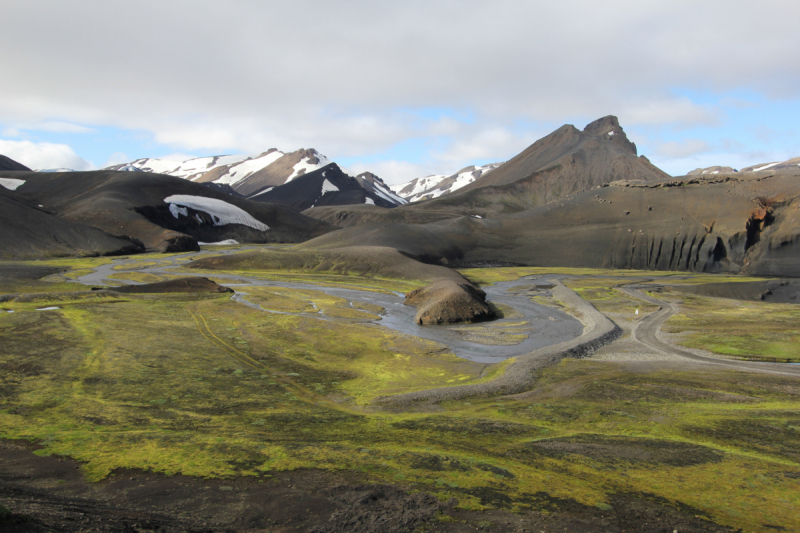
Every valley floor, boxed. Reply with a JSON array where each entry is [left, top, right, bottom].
[[1, 247, 799, 532]]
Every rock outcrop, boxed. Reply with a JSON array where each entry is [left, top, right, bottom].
[[404, 280, 494, 325]]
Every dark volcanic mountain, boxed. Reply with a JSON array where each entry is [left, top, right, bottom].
[[250, 163, 402, 210], [303, 168, 800, 277], [0, 184, 142, 259], [0, 154, 31, 172], [454, 115, 668, 197], [304, 116, 670, 227], [2, 170, 333, 252]]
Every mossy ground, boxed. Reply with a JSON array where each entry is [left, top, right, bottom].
[[663, 291, 800, 361], [1, 260, 799, 532]]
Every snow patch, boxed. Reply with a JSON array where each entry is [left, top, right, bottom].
[[198, 239, 240, 245], [321, 179, 339, 194], [164, 195, 269, 231], [0, 178, 25, 191], [169, 203, 188, 218], [364, 197, 375, 205], [286, 152, 330, 182], [35, 307, 60, 311], [607, 131, 615, 136], [752, 162, 780, 171], [250, 187, 274, 198]]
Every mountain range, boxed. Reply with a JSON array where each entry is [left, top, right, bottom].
[[2, 114, 799, 277]]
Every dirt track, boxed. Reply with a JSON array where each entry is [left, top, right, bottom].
[[619, 286, 800, 378]]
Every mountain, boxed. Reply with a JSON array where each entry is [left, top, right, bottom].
[[303, 116, 670, 227], [454, 115, 667, 196], [0, 154, 31, 172], [250, 163, 404, 210], [302, 167, 800, 277], [689, 157, 800, 175], [395, 163, 504, 203], [108, 148, 406, 209], [688, 166, 737, 175], [740, 156, 800, 172], [3, 170, 333, 252], [0, 184, 143, 259]]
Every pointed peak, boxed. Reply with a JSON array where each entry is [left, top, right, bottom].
[[583, 115, 637, 155]]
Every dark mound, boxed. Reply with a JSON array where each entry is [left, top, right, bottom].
[[303, 170, 800, 277], [3, 170, 333, 252], [0, 186, 143, 259], [251, 163, 400, 209], [303, 203, 456, 228], [107, 277, 233, 294], [669, 279, 800, 303], [0, 154, 31, 171], [405, 279, 494, 324], [188, 246, 466, 284]]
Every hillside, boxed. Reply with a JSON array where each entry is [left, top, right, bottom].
[[303, 169, 800, 277], [395, 162, 504, 202], [109, 148, 405, 208], [0, 154, 31, 172], [304, 116, 670, 227], [3, 170, 333, 252], [0, 185, 142, 259], [250, 163, 404, 210]]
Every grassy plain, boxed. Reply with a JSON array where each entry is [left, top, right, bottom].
[[1, 259, 799, 531]]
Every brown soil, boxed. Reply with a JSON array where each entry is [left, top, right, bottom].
[[0, 440, 738, 533], [404, 280, 494, 324], [106, 277, 234, 294]]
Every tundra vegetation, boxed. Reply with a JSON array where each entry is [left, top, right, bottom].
[[1, 252, 799, 532]]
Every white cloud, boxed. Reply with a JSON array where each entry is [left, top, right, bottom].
[[102, 152, 131, 167], [35, 121, 93, 133], [0, 139, 93, 170], [654, 139, 711, 159], [348, 160, 435, 186], [0, 1, 797, 179]]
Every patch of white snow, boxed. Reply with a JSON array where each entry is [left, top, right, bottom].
[[35, 307, 60, 311], [364, 197, 375, 205], [321, 179, 339, 194], [164, 195, 269, 231], [753, 162, 780, 171], [169, 203, 188, 218], [198, 239, 240, 245], [0, 178, 25, 191]]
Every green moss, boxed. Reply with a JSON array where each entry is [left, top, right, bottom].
[[2, 264, 800, 532]]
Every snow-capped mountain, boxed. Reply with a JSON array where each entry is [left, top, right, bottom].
[[741, 157, 800, 172], [395, 163, 504, 203], [108, 148, 406, 207], [251, 164, 405, 211], [688, 156, 800, 176]]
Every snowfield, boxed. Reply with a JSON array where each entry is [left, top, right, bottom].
[[164, 195, 270, 231], [395, 163, 503, 203], [0, 178, 25, 191], [321, 179, 339, 194]]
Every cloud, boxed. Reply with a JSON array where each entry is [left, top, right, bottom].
[[0, 1, 797, 177], [654, 139, 711, 159], [0, 139, 93, 170], [347, 160, 435, 186], [102, 152, 131, 167]]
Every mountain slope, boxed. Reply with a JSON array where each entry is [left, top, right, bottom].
[[0, 154, 32, 172], [302, 168, 800, 277], [0, 185, 143, 259], [304, 116, 670, 227], [395, 163, 503, 202], [455, 115, 667, 197], [250, 164, 403, 210], [6, 170, 333, 252]]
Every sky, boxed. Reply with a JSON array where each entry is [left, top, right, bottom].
[[1, 0, 798, 185]]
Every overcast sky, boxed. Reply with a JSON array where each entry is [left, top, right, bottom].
[[1, 0, 798, 183]]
